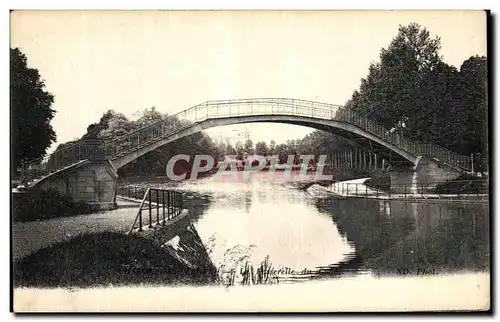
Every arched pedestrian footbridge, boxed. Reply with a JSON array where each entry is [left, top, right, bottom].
[[105, 98, 471, 170], [23, 98, 472, 186]]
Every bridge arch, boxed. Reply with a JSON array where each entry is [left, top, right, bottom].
[[110, 114, 417, 170], [23, 98, 472, 193], [103, 98, 471, 171], [23, 98, 473, 181], [19, 97, 475, 216]]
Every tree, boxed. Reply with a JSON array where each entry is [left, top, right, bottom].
[[269, 140, 276, 155], [235, 141, 245, 159], [98, 112, 135, 140], [244, 139, 253, 153], [344, 22, 488, 164], [225, 138, 236, 155], [346, 23, 442, 134], [411, 62, 462, 145], [11, 48, 56, 171], [275, 143, 289, 163], [83, 110, 115, 139], [134, 106, 163, 127], [254, 141, 268, 155], [297, 130, 359, 156], [216, 139, 228, 159], [457, 56, 488, 158]]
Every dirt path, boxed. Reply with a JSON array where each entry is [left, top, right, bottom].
[[12, 201, 140, 261]]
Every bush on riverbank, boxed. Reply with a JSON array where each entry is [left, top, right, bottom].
[[13, 232, 217, 288], [434, 174, 487, 194], [364, 175, 391, 192], [12, 188, 90, 222]]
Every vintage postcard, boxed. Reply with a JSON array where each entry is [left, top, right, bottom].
[[10, 10, 490, 312]]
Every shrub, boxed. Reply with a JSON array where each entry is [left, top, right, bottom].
[[364, 174, 391, 192], [12, 188, 90, 222], [434, 174, 487, 194]]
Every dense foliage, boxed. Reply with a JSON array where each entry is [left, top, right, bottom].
[[11, 48, 56, 173], [344, 23, 487, 168], [12, 188, 89, 222]]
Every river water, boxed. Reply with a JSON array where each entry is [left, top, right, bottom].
[[127, 171, 489, 284]]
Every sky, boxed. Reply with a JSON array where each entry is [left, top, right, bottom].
[[10, 10, 487, 151]]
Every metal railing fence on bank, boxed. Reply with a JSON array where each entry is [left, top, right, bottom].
[[116, 186, 184, 233], [327, 180, 488, 202]]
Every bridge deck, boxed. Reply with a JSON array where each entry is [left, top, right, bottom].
[[22, 98, 473, 184]]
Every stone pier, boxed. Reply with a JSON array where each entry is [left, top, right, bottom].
[[34, 160, 118, 211], [389, 156, 464, 193]]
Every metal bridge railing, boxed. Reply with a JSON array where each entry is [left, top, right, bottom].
[[21, 98, 474, 184], [104, 98, 473, 171], [116, 186, 184, 233], [20, 139, 105, 185]]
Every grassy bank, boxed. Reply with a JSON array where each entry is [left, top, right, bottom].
[[364, 174, 391, 192], [293, 180, 334, 191], [434, 174, 488, 194], [13, 232, 217, 288], [12, 188, 91, 222]]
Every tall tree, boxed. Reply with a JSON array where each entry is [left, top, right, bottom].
[[344, 22, 488, 165], [347, 23, 442, 134], [225, 138, 236, 155], [244, 139, 254, 153], [457, 56, 488, 157], [269, 140, 276, 155], [11, 48, 56, 171]]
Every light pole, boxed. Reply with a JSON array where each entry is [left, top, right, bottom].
[[471, 153, 474, 174]]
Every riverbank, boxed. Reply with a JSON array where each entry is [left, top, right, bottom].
[[13, 199, 217, 288], [13, 231, 215, 288]]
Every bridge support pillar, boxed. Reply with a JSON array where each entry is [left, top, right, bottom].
[[389, 156, 464, 193], [389, 167, 417, 194], [35, 160, 118, 211]]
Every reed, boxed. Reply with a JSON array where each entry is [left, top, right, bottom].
[[215, 255, 305, 286]]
